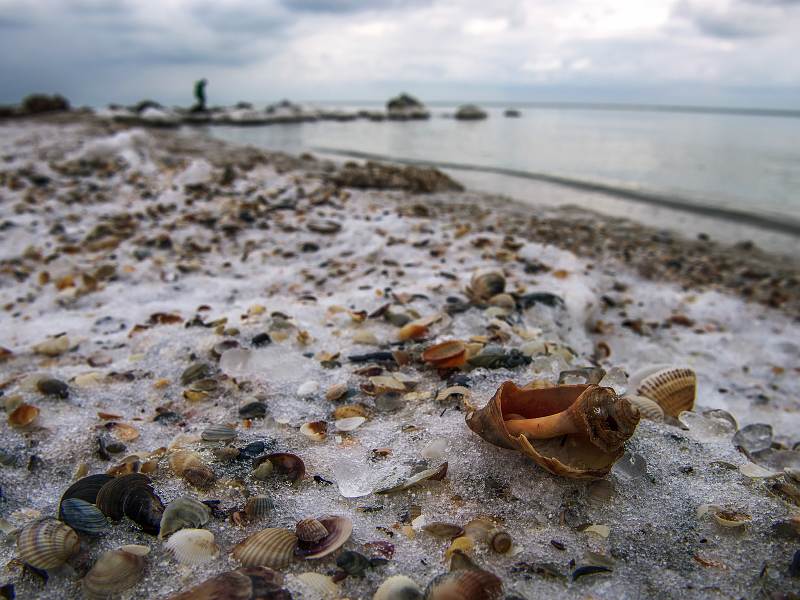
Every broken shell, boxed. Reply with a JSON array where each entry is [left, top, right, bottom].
[[300, 421, 328, 442], [423, 523, 464, 538], [375, 462, 448, 494], [624, 395, 664, 422], [296, 518, 329, 543], [294, 572, 340, 598], [170, 450, 217, 488], [713, 509, 752, 528], [59, 498, 108, 536], [463, 518, 494, 543], [181, 362, 212, 386], [444, 536, 474, 560], [398, 322, 429, 342], [422, 341, 467, 369], [201, 424, 237, 442], [166, 567, 285, 600], [109, 422, 140, 442], [335, 416, 366, 432], [336, 550, 371, 576], [465, 382, 640, 479], [165, 528, 220, 565], [82, 545, 149, 600], [295, 515, 352, 560], [244, 496, 275, 521], [636, 367, 696, 417], [374, 575, 422, 600], [489, 530, 511, 554], [159, 496, 212, 539], [424, 569, 503, 600], [8, 403, 40, 429], [16, 519, 81, 569], [466, 270, 506, 303], [255, 453, 305, 483], [232, 527, 299, 568]]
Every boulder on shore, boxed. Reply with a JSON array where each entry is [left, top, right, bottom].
[[21, 94, 70, 114], [455, 104, 488, 120], [386, 93, 430, 120], [504, 108, 521, 118]]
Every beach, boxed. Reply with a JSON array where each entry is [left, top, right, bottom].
[[1, 112, 799, 599]]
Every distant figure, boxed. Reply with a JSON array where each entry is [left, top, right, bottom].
[[192, 78, 207, 112]]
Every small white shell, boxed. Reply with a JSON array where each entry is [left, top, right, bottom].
[[334, 417, 365, 432], [373, 575, 422, 600], [300, 421, 328, 442], [297, 381, 320, 397], [293, 572, 340, 599], [164, 528, 219, 565]]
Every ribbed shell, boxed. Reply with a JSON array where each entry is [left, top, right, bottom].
[[374, 575, 423, 600], [159, 496, 212, 539], [16, 519, 80, 569], [201, 424, 237, 442], [165, 528, 219, 565], [424, 569, 503, 600], [244, 496, 275, 521], [296, 518, 328, 542], [296, 516, 353, 560], [636, 367, 696, 417], [82, 545, 148, 600], [59, 498, 108, 536], [166, 567, 285, 600], [294, 572, 340, 599], [625, 395, 665, 421], [232, 528, 299, 568]]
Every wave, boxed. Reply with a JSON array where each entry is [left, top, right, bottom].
[[313, 146, 800, 236]]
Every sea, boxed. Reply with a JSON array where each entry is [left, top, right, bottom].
[[207, 103, 800, 256]]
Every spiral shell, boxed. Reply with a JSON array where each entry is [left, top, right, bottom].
[[244, 496, 275, 521], [424, 569, 503, 600], [169, 450, 216, 488], [159, 496, 212, 539], [82, 545, 149, 600], [489, 530, 511, 554], [8, 403, 40, 429], [201, 423, 237, 442], [635, 367, 696, 417], [165, 528, 219, 565], [16, 519, 81, 569], [295, 515, 352, 560], [166, 567, 285, 600], [374, 575, 423, 600], [59, 498, 108, 536], [232, 528, 299, 568], [625, 395, 664, 422]]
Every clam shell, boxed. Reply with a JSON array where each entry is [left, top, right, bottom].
[[244, 496, 275, 521], [8, 403, 40, 429], [166, 567, 285, 600], [424, 569, 503, 600], [201, 424, 237, 442], [422, 341, 467, 369], [636, 367, 696, 417], [159, 496, 212, 539], [254, 453, 305, 483], [59, 498, 108, 536], [232, 528, 298, 568], [170, 450, 217, 488], [326, 383, 349, 402], [335, 416, 366, 432], [83, 545, 149, 600], [624, 395, 664, 422], [165, 528, 219, 565], [294, 572, 340, 599], [300, 421, 328, 442], [465, 382, 640, 479], [296, 518, 329, 542], [296, 515, 352, 560], [374, 575, 422, 600], [422, 523, 464, 539], [16, 519, 80, 569]]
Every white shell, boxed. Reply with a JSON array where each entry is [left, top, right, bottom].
[[335, 417, 365, 432], [373, 575, 422, 600], [297, 381, 320, 397], [164, 528, 219, 565], [293, 572, 340, 599]]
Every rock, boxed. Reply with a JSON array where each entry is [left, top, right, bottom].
[[455, 104, 487, 120], [330, 161, 463, 194], [132, 99, 163, 114], [386, 93, 430, 120], [21, 94, 70, 114], [504, 108, 521, 117]]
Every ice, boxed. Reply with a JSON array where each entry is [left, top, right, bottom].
[[333, 460, 388, 499], [732, 423, 773, 453], [598, 366, 628, 395]]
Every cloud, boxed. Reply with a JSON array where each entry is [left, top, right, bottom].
[[281, 0, 431, 13], [673, 0, 800, 38]]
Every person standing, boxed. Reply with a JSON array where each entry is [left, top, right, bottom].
[[193, 78, 207, 112]]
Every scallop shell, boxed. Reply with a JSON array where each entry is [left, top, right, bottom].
[[374, 575, 423, 600], [424, 569, 503, 600], [636, 367, 696, 417], [300, 421, 328, 442], [159, 496, 212, 539], [82, 545, 149, 600], [624, 395, 664, 422], [201, 424, 237, 442], [165, 528, 219, 565], [294, 572, 340, 599], [170, 450, 217, 488], [166, 567, 285, 600], [16, 519, 80, 569], [465, 382, 640, 479], [8, 403, 40, 429], [232, 528, 299, 568], [59, 498, 108, 536], [295, 515, 352, 560], [296, 518, 329, 543], [421, 341, 467, 369], [244, 496, 275, 521], [254, 453, 305, 483]]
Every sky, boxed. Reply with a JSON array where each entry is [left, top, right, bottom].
[[1, 0, 799, 108]]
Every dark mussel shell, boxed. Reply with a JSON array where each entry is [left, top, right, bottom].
[[255, 453, 305, 483], [95, 473, 164, 533], [59, 498, 108, 536], [96, 474, 152, 520], [123, 485, 165, 534], [59, 474, 113, 513]]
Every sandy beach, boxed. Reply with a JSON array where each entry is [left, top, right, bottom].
[[1, 113, 799, 599]]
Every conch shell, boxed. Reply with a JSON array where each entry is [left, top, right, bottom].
[[465, 382, 640, 479]]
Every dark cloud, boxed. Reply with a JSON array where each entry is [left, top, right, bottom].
[[190, 1, 289, 33], [673, 0, 795, 39], [281, 0, 431, 13]]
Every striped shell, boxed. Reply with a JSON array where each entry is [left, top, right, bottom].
[[296, 518, 328, 542], [201, 424, 237, 442], [625, 395, 665, 421], [16, 519, 80, 569], [59, 498, 108, 536], [636, 367, 696, 417], [424, 569, 503, 600], [165, 528, 219, 565], [232, 528, 299, 568], [82, 545, 149, 600], [374, 575, 423, 600], [244, 496, 275, 521], [159, 496, 212, 539], [294, 572, 340, 599], [296, 515, 352, 560], [166, 567, 285, 600]]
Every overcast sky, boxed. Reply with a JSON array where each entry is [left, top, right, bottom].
[[1, 0, 799, 107]]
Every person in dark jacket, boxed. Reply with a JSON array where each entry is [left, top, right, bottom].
[[192, 79, 207, 112]]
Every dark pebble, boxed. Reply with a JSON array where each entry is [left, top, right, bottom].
[[36, 378, 69, 399], [252, 332, 272, 347], [239, 402, 267, 419]]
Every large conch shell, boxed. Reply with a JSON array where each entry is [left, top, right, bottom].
[[465, 382, 640, 479]]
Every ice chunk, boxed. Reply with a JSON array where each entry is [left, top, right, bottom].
[[732, 423, 773, 454], [599, 366, 628, 395]]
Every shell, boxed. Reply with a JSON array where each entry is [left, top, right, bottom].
[[489, 530, 511, 554], [333, 405, 368, 420], [335, 416, 366, 432], [82, 545, 149, 600], [300, 421, 328, 442], [201, 424, 237, 442], [424, 569, 503, 600], [60, 474, 114, 507], [254, 453, 305, 483], [59, 498, 108, 536], [295, 515, 352, 560], [713, 509, 751, 528], [181, 362, 212, 386], [374, 575, 423, 600], [165, 528, 219, 565], [232, 528, 299, 568], [336, 550, 371, 577], [326, 383, 349, 402], [423, 523, 464, 538], [8, 403, 40, 429], [244, 496, 275, 521], [37, 377, 70, 398], [462, 518, 494, 543], [375, 462, 448, 494], [159, 496, 212, 539], [465, 382, 640, 479], [16, 519, 80, 569], [624, 395, 664, 421], [294, 572, 340, 599], [421, 341, 467, 369], [166, 567, 285, 600], [636, 367, 696, 417], [296, 518, 329, 543], [466, 270, 506, 303], [95, 473, 164, 533], [253, 461, 275, 481], [170, 450, 217, 488]]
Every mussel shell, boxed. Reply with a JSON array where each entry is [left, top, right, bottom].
[[181, 362, 212, 386], [336, 550, 371, 577], [165, 528, 219, 565], [636, 367, 696, 417], [201, 424, 237, 442], [245, 496, 275, 521], [36, 378, 69, 398], [254, 453, 305, 483], [60, 474, 114, 509], [424, 569, 503, 600], [82, 545, 148, 600], [96, 473, 152, 520], [295, 515, 352, 560], [166, 567, 286, 600], [160, 496, 212, 539], [59, 498, 108, 536], [16, 519, 80, 570], [239, 401, 267, 419], [123, 485, 165, 534], [232, 528, 299, 568], [374, 575, 423, 600]]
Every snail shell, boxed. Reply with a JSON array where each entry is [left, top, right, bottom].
[[16, 519, 80, 569], [424, 569, 503, 600], [159, 496, 212, 539], [82, 544, 149, 600], [59, 498, 108, 536], [374, 575, 422, 600], [169, 450, 216, 488], [625, 395, 664, 422], [244, 495, 275, 521], [489, 530, 511, 554], [232, 528, 299, 568], [635, 367, 696, 417], [165, 528, 219, 565], [295, 515, 352, 560], [166, 567, 285, 600]]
